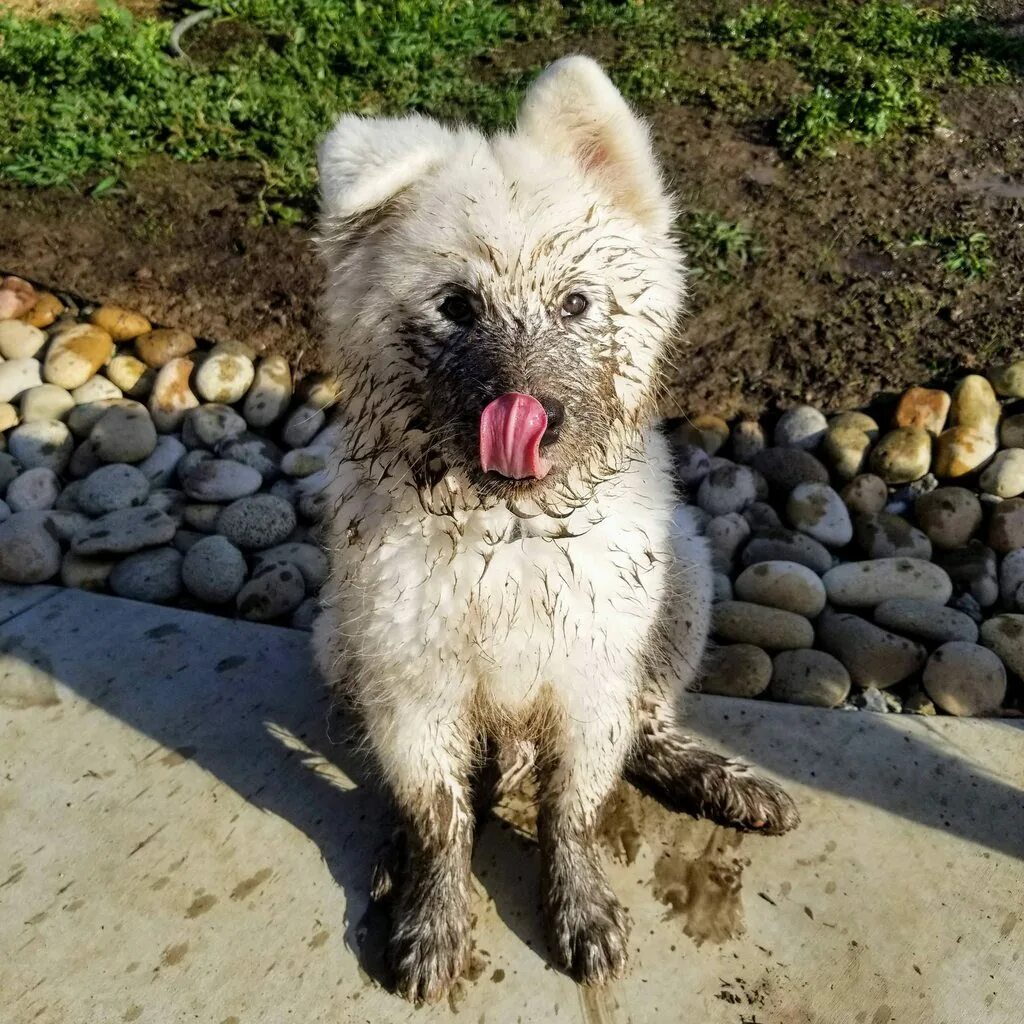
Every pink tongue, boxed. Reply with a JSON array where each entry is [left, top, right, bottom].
[[479, 393, 551, 480]]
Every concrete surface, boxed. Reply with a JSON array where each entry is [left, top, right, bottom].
[[1, 585, 1022, 1024]]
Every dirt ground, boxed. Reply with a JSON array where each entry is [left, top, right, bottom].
[[1, 60, 1022, 418]]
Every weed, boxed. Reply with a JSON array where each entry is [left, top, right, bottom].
[[908, 228, 994, 279], [681, 211, 763, 280]]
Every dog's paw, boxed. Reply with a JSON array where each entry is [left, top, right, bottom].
[[708, 765, 800, 836], [547, 878, 630, 985], [389, 899, 470, 1004]]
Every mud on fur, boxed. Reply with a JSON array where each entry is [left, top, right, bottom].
[[311, 57, 799, 1004]]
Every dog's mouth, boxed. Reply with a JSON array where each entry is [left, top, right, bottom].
[[479, 393, 552, 481]]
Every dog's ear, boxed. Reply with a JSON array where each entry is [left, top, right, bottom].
[[317, 114, 451, 244], [517, 57, 671, 233]]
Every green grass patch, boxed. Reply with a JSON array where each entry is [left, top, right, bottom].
[[0, 0, 1021, 217], [681, 211, 763, 280], [908, 228, 994, 279]]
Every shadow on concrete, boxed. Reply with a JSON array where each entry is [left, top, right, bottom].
[[686, 696, 1024, 861]]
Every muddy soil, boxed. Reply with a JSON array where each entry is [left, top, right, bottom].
[[1, 79, 1021, 417]]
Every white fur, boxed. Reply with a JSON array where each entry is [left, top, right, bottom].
[[313, 56, 711, 872]]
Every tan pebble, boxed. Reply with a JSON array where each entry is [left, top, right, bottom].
[[135, 328, 196, 369], [0, 402, 18, 431], [950, 374, 999, 438], [822, 424, 871, 480], [894, 386, 950, 436], [21, 292, 64, 328], [841, 474, 888, 515], [149, 357, 199, 432], [868, 427, 931, 484], [828, 411, 879, 440], [0, 276, 37, 320], [933, 426, 996, 478], [106, 354, 155, 397], [987, 360, 1024, 399], [89, 305, 151, 342], [43, 324, 115, 390]]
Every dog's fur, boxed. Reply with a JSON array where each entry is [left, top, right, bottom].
[[312, 57, 798, 1002]]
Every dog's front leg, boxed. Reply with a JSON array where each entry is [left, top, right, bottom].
[[538, 685, 634, 985], [365, 696, 475, 1003]]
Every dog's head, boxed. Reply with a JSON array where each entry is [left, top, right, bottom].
[[318, 57, 683, 510]]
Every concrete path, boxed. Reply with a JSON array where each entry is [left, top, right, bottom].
[[2, 586, 1022, 1024]]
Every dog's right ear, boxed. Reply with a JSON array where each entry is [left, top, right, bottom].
[[317, 114, 451, 245]]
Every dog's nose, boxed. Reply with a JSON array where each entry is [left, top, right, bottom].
[[539, 396, 565, 446]]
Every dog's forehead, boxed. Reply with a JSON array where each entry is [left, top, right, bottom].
[[398, 136, 633, 288]]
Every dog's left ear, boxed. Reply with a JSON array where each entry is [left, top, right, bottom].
[[517, 57, 671, 234]]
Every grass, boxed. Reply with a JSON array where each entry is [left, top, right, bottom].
[[908, 228, 994, 279], [681, 211, 763, 281], [0, 0, 1021, 217]]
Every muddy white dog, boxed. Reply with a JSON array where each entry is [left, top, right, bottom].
[[313, 57, 798, 1002]]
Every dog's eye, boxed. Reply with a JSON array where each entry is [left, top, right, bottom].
[[561, 292, 589, 318], [439, 295, 475, 326]]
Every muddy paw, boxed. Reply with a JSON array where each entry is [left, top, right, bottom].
[[716, 767, 800, 836], [547, 880, 630, 985], [389, 899, 470, 1004]]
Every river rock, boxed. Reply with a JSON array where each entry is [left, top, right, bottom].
[[894, 387, 950, 436], [987, 359, 1024, 399], [0, 320, 46, 360], [854, 512, 931, 560], [183, 503, 223, 532], [730, 420, 765, 464], [934, 427, 996, 478], [734, 560, 826, 617], [71, 507, 176, 556], [1000, 414, 1024, 449], [182, 459, 262, 502], [0, 453, 18, 496], [217, 494, 296, 550], [769, 649, 851, 708], [697, 464, 758, 516], [7, 419, 72, 473], [923, 642, 1006, 716], [0, 513, 61, 583], [60, 551, 118, 591], [135, 328, 196, 369], [786, 482, 851, 547], [934, 541, 998, 607], [980, 614, 1024, 677], [816, 608, 926, 689], [89, 305, 150, 341], [774, 405, 827, 450], [829, 411, 879, 439], [915, 487, 982, 549], [999, 549, 1024, 605], [77, 463, 150, 515], [89, 402, 157, 463], [868, 427, 931, 484], [751, 447, 829, 492], [988, 498, 1024, 553], [0, 358, 43, 403], [43, 324, 114, 390], [236, 559, 305, 621], [109, 546, 182, 603], [697, 644, 772, 697], [242, 355, 292, 428], [137, 435, 187, 487], [252, 542, 329, 592], [705, 513, 750, 571], [145, 488, 186, 524], [874, 598, 979, 644], [71, 376, 122, 405], [0, 403, 17, 432], [176, 449, 211, 484], [0, 276, 36, 319], [951, 374, 1000, 437], [980, 448, 1024, 498], [291, 598, 320, 631], [105, 354, 154, 398], [20, 384, 74, 424], [742, 501, 782, 533], [675, 444, 711, 486], [282, 403, 326, 449], [711, 601, 813, 650], [712, 572, 733, 602], [194, 341, 255, 404], [22, 292, 63, 328], [149, 357, 199, 433], [839, 474, 887, 516], [181, 534, 247, 603], [281, 447, 326, 478], [182, 403, 247, 450], [217, 433, 283, 482], [823, 558, 952, 607], [742, 528, 832, 574], [6, 467, 60, 512], [822, 424, 872, 480]]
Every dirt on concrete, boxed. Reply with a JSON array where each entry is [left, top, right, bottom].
[[1, 79, 1021, 418]]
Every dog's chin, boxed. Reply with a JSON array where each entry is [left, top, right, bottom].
[[469, 465, 561, 502]]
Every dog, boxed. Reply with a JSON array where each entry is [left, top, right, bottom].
[[312, 56, 798, 1003]]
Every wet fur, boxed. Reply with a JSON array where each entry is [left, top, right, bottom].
[[312, 57, 798, 1002]]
